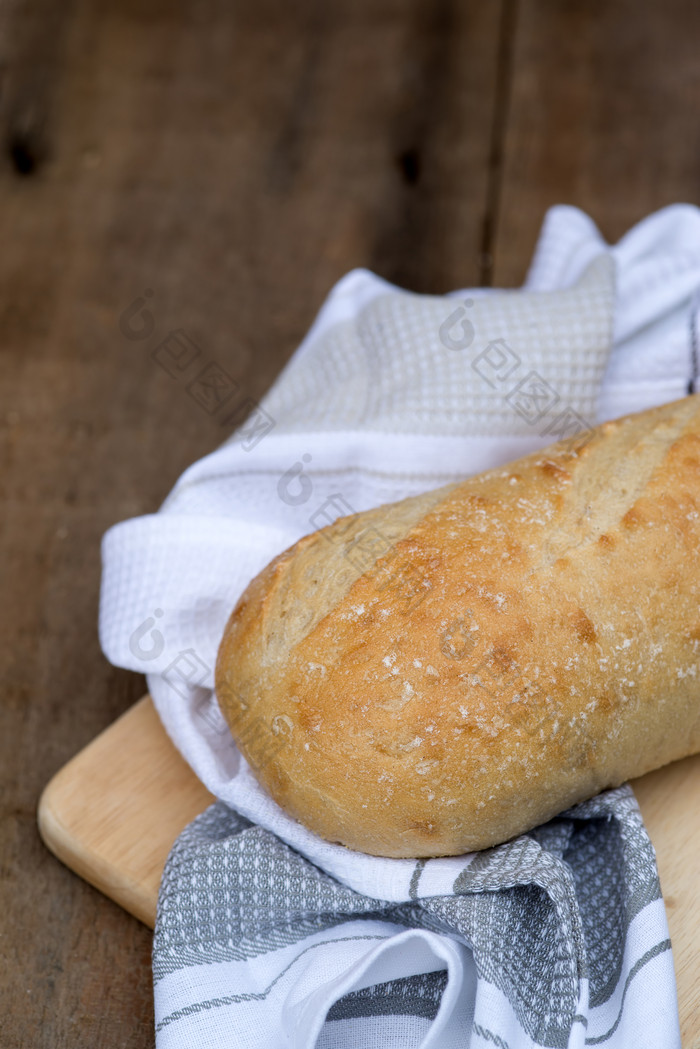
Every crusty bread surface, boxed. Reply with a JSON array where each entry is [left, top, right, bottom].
[[215, 395, 700, 857]]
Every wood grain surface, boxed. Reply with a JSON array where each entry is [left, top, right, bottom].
[[2, 1, 699, 1045], [37, 697, 214, 929]]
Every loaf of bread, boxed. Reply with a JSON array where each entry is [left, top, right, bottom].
[[215, 395, 700, 857]]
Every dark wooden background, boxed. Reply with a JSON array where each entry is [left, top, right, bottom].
[[1, 0, 699, 1044]]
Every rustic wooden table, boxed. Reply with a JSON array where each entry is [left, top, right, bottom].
[[1, 1, 699, 1045]]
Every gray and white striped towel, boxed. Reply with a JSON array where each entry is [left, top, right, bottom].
[[153, 789, 675, 1048]]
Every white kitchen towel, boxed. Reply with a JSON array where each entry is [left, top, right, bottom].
[[99, 203, 700, 1047]]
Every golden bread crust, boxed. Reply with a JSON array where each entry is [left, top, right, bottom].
[[216, 395, 700, 856]]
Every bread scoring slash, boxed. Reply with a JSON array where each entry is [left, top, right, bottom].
[[215, 395, 700, 857]]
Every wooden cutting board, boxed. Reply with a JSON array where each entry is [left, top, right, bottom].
[[38, 694, 700, 1046]]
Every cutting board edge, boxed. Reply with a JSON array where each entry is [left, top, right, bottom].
[[38, 770, 158, 927]]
